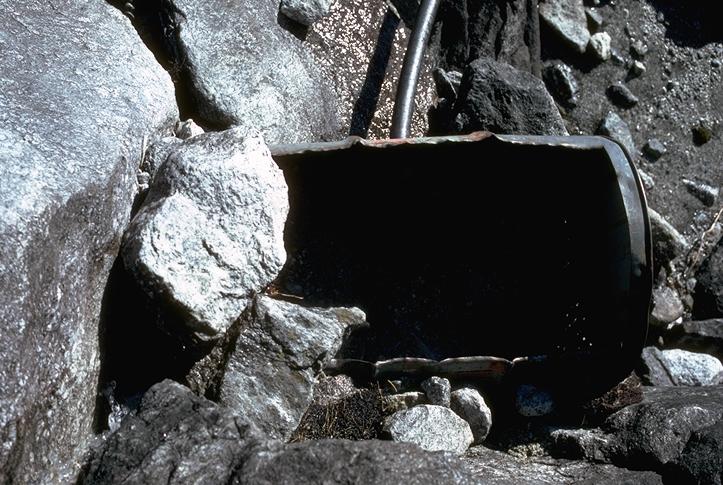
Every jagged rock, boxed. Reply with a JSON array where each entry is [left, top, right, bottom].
[[174, 119, 204, 139], [596, 111, 636, 156], [539, 0, 590, 54], [515, 384, 555, 417], [665, 319, 723, 360], [650, 286, 685, 327], [666, 421, 723, 485], [80, 380, 264, 485], [433, 68, 464, 101], [450, 388, 492, 444], [607, 82, 639, 108], [463, 446, 664, 484], [436, 0, 541, 75], [581, 373, 644, 425], [163, 0, 340, 143], [585, 8, 604, 32], [122, 129, 288, 340], [239, 439, 479, 484], [589, 32, 612, 61], [648, 209, 690, 270], [694, 240, 723, 319], [630, 60, 647, 78], [422, 377, 452, 407], [641, 347, 723, 386], [385, 392, 430, 412], [384, 405, 474, 453], [638, 169, 655, 191], [552, 386, 723, 474], [451, 57, 567, 136], [191, 295, 368, 440], [280, 0, 333, 26], [542, 62, 579, 108], [683, 178, 719, 207], [0, 2, 177, 482], [643, 139, 666, 161]]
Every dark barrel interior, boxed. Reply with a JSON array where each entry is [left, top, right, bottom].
[[273, 135, 650, 366]]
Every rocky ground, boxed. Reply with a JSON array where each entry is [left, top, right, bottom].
[[1, 0, 721, 484]]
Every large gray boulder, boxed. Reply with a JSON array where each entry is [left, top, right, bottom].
[[81, 380, 264, 485], [641, 347, 723, 387], [450, 57, 568, 136], [163, 0, 340, 143], [122, 128, 288, 341], [0, 2, 177, 482], [192, 295, 368, 440], [384, 405, 474, 454], [539, 0, 590, 54], [552, 386, 723, 476]]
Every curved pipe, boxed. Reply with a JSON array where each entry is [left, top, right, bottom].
[[390, 0, 441, 138]]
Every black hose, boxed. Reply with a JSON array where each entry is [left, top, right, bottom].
[[390, 0, 441, 139]]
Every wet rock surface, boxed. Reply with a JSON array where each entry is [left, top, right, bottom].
[[122, 128, 288, 341], [190, 295, 368, 440], [0, 2, 178, 482]]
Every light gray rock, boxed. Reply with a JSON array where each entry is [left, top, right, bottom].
[[650, 286, 685, 327], [122, 128, 288, 340], [385, 392, 429, 412], [422, 377, 452, 407], [197, 295, 368, 440], [0, 2, 177, 482], [174, 119, 205, 140], [280, 0, 333, 26], [164, 0, 340, 143], [539, 0, 590, 54], [384, 405, 474, 454], [452, 57, 568, 136], [682, 179, 719, 207], [596, 112, 636, 156], [643, 139, 666, 160], [450, 388, 492, 444], [515, 384, 555, 417], [642, 347, 723, 386], [589, 32, 612, 61], [630, 60, 647, 78]]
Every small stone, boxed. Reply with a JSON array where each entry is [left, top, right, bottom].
[[607, 82, 639, 108], [432, 68, 463, 101], [648, 208, 690, 268], [712, 59, 721, 68], [539, 0, 590, 54], [421, 377, 451, 407], [174, 119, 204, 139], [279, 0, 333, 26], [515, 384, 555, 417], [631, 39, 648, 59], [692, 123, 714, 145], [384, 405, 474, 454], [597, 111, 636, 156], [630, 60, 646, 78], [384, 392, 429, 412], [643, 139, 666, 160], [638, 169, 655, 191], [542, 62, 579, 108], [585, 8, 603, 32], [589, 32, 612, 61], [650, 286, 685, 327], [450, 388, 492, 444], [642, 347, 723, 386], [682, 179, 719, 207]]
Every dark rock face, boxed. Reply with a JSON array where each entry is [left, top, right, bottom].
[[436, 0, 541, 76], [666, 421, 723, 485], [0, 2, 177, 482], [81, 380, 263, 485], [122, 129, 289, 341], [694, 240, 723, 319], [163, 0, 340, 143], [238, 439, 479, 484], [464, 446, 664, 484], [191, 295, 368, 440], [450, 57, 567, 135], [553, 386, 723, 476], [665, 319, 723, 361]]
